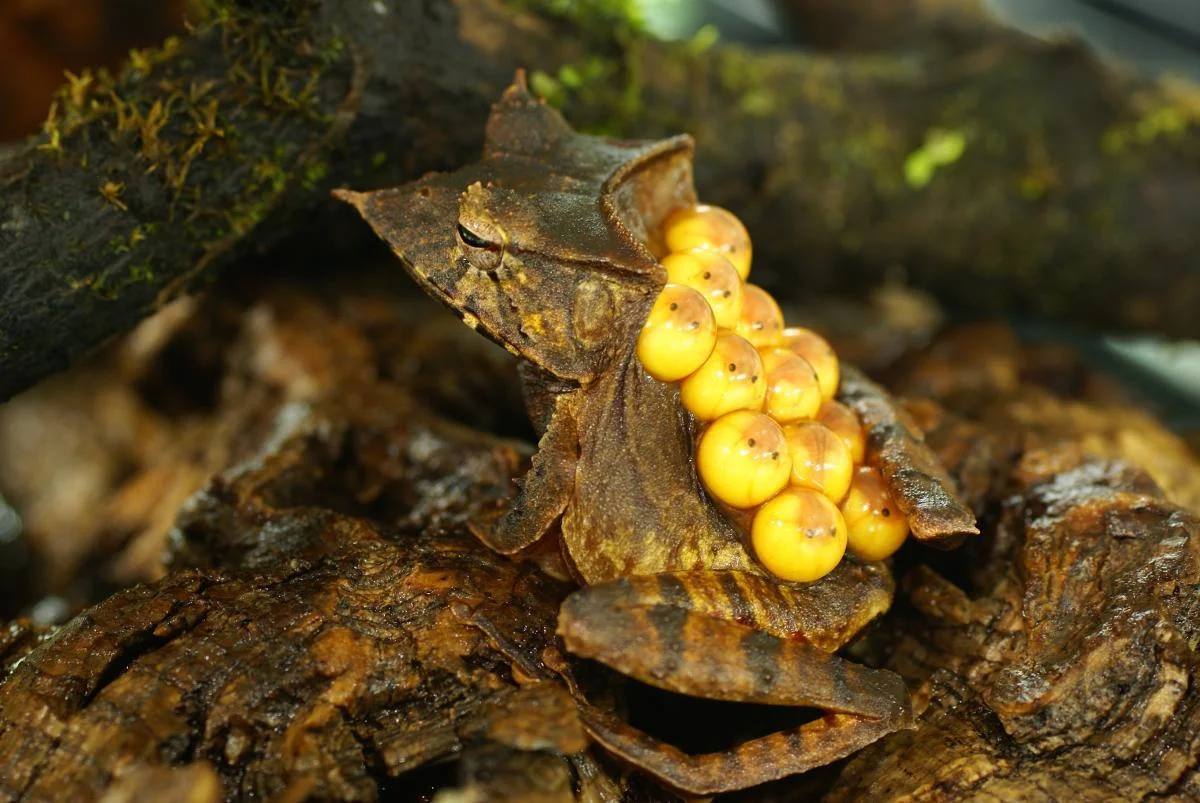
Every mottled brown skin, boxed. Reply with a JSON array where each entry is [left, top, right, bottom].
[[339, 77, 977, 794]]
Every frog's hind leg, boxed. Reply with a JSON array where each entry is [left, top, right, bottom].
[[556, 571, 911, 794], [579, 705, 899, 796]]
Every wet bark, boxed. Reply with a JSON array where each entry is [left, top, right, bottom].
[[3, 285, 1200, 800]]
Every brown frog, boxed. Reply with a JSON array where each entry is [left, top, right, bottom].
[[337, 75, 975, 795]]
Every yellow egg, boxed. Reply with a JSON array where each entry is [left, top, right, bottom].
[[816, 401, 866, 464], [759, 349, 823, 423], [636, 284, 717, 382], [782, 422, 854, 503], [662, 204, 752, 279], [735, 285, 785, 348], [679, 333, 766, 421], [697, 411, 791, 509], [842, 466, 909, 561], [662, 250, 744, 329], [782, 327, 839, 400], [751, 488, 848, 583]]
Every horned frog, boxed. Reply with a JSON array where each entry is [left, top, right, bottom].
[[337, 76, 957, 794]]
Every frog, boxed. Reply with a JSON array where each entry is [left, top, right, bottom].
[[337, 74, 976, 795]]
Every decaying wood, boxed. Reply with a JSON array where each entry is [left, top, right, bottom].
[[772, 0, 989, 50], [2, 284, 1200, 800], [0, 512, 590, 801], [890, 322, 1200, 514], [826, 453, 1200, 801], [0, 348, 594, 801], [4, 0, 1200, 402], [808, 321, 1200, 800], [0, 285, 526, 609]]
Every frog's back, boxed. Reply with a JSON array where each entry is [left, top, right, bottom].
[[563, 352, 760, 585]]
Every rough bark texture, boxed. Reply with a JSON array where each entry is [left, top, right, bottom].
[[772, 0, 987, 50], [3, 282, 1200, 800], [0, 282, 608, 801], [3, 0, 1200, 403], [813, 320, 1200, 801], [0, 280, 529, 612], [0, 514, 594, 801], [827, 454, 1200, 801]]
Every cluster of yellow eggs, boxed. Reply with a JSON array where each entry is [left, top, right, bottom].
[[637, 205, 909, 583]]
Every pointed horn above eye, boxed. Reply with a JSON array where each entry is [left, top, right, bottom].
[[484, 69, 574, 158]]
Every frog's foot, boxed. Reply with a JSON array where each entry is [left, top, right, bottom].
[[578, 705, 900, 796], [556, 571, 911, 795]]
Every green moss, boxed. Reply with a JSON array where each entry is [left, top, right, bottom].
[[532, 55, 634, 135], [40, 0, 349, 297], [739, 88, 775, 117], [1102, 104, 1192, 153], [513, 0, 652, 135], [529, 71, 566, 109], [510, 0, 645, 37], [685, 24, 720, 57], [301, 160, 329, 192], [904, 128, 967, 189]]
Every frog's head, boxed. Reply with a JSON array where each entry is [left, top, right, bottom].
[[336, 74, 697, 383]]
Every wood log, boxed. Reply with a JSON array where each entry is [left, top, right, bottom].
[[2, 0, 1198, 405]]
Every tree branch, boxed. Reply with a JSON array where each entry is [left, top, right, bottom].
[[3, 0, 1198, 403]]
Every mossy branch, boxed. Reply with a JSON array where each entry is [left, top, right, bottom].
[[3, 0, 1199, 402]]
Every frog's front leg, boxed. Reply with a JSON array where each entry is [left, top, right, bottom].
[[556, 570, 911, 795], [470, 392, 579, 554]]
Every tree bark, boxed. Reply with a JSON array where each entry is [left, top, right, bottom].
[[3, 0, 1199, 403], [771, 0, 990, 50]]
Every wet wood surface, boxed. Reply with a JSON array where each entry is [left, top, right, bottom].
[[0, 283, 1197, 800]]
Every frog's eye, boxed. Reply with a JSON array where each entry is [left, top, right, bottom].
[[457, 224, 493, 249], [456, 220, 505, 274]]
